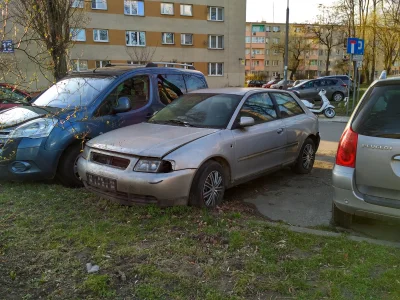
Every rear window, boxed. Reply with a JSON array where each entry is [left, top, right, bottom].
[[352, 84, 400, 139]]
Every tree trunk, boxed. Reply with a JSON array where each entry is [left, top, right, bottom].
[[325, 50, 330, 75], [370, 0, 377, 83]]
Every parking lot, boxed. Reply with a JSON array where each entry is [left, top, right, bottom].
[[223, 121, 400, 243]]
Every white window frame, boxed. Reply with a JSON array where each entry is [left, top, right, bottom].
[[273, 49, 279, 55], [272, 38, 279, 45], [208, 6, 224, 21], [273, 26, 280, 32], [272, 60, 279, 66], [162, 32, 175, 45], [126, 31, 146, 46], [96, 60, 110, 68], [180, 4, 193, 16], [161, 3, 174, 15], [208, 62, 223, 76], [93, 29, 109, 42], [71, 0, 84, 8], [208, 35, 224, 50], [91, 0, 107, 10], [70, 28, 86, 41], [265, 60, 270, 66], [124, 0, 145, 16], [181, 33, 193, 46], [71, 59, 88, 72]]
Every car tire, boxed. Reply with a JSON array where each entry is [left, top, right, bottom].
[[189, 160, 225, 209], [332, 92, 344, 102], [56, 143, 84, 188], [332, 202, 353, 228], [292, 138, 316, 174]]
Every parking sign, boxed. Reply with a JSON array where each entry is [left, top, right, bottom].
[[347, 38, 364, 55]]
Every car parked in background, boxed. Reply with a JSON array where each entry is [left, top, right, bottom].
[[289, 78, 348, 102], [248, 80, 266, 87], [78, 88, 320, 208], [0, 63, 207, 187], [293, 80, 307, 87], [320, 75, 353, 92], [0, 84, 32, 110], [262, 79, 280, 88], [270, 80, 295, 89], [332, 77, 400, 227]]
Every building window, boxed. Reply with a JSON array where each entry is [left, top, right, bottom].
[[272, 60, 279, 66], [208, 7, 224, 21], [71, 0, 84, 8], [319, 50, 324, 56], [336, 49, 341, 55], [161, 3, 174, 15], [252, 25, 265, 32], [245, 48, 250, 55], [251, 60, 260, 67], [272, 38, 279, 44], [162, 32, 175, 44], [96, 60, 110, 68], [92, 0, 107, 10], [124, 0, 144, 16], [93, 29, 109, 42], [273, 49, 279, 55], [245, 36, 250, 43], [126, 31, 146, 46], [209, 35, 224, 49], [208, 63, 223, 76], [266, 26, 271, 32], [265, 49, 269, 55], [180, 4, 192, 16], [265, 38, 269, 44], [70, 28, 86, 41], [71, 59, 88, 72], [252, 37, 265, 43], [273, 26, 280, 32], [294, 27, 302, 33], [251, 49, 262, 55], [181, 33, 193, 45], [265, 60, 270, 66], [310, 60, 318, 66], [272, 72, 279, 77]]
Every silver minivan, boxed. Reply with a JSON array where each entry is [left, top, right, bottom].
[[332, 78, 400, 227]]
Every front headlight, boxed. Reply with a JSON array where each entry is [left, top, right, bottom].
[[10, 118, 58, 139], [134, 158, 173, 173]]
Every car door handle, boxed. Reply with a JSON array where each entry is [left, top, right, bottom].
[[277, 128, 284, 134]]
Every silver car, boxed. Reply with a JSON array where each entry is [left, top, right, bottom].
[[77, 88, 320, 208], [332, 78, 400, 227]]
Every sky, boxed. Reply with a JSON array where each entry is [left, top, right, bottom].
[[246, 0, 335, 24]]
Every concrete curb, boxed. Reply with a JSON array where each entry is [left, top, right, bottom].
[[262, 220, 400, 249], [318, 116, 350, 123]]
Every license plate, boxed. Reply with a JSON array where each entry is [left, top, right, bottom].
[[87, 173, 117, 191]]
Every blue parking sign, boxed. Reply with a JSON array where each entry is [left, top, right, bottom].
[[2, 40, 14, 53], [347, 38, 364, 55]]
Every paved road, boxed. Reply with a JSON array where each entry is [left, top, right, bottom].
[[227, 121, 400, 242]]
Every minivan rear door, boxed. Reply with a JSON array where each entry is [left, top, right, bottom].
[[352, 83, 400, 202]]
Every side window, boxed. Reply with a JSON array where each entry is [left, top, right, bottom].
[[303, 81, 314, 89], [330, 79, 338, 85], [273, 93, 304, 118], [157, 74, 186, 105], [238, 93, 278, 125], [96, 75, 150, 116], [0, 87, 25, 102], [184, 75, 207, 92]]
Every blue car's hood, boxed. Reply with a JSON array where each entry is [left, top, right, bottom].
[[0, 106, 66, 129]]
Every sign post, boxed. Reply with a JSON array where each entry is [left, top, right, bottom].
[[346, 38, 364, 115]]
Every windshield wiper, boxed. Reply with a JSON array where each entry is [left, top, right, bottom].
[[162, 119, 196, 127]]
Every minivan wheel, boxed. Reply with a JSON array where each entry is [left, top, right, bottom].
[[189, 161, 225, 209], [332, 92, 344, 102], [56, 143, 84, 188], [332, 202, 353, 228], [292, 138, 316, 174]]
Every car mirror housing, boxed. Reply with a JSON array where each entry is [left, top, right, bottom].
[[239, 117, 255, 128], [114, 97, 131, 113]]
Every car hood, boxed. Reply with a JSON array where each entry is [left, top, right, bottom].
[[87, 122, 220, 158], [0, 106, 61, 129]]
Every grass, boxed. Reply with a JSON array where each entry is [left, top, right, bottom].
[[1, 182, 400, 299], [335, 84, 369, 116]]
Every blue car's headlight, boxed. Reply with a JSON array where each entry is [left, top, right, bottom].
[[10, 118, 58, 139]]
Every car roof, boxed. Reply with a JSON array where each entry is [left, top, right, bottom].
[[69, 66, 204, 78], [189, 87, 291, 96], [374, 77, 400, 84]]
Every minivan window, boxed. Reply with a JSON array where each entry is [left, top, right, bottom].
[[33, 77, 114, 108], [157, 74, 185, 105], [184, 75, 207, 92], [352, 85, 400, 139]]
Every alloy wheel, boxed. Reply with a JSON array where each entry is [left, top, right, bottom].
[[302, 144, 315, 170], [202, 170, 224, 207], [334, 93, 343, 102]]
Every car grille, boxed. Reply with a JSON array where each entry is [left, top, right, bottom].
[[91, 152, 131, 170]]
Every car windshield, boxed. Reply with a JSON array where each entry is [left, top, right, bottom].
[[33, 77, 114, 108], [149, 93, 243, 129]]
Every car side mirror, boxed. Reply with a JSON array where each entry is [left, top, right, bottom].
[[114, 97, 131, 114], [239, 117, 255, 128]]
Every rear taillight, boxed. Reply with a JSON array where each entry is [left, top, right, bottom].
[[336, 127, 358, 168], [342, 84, 347, 88]]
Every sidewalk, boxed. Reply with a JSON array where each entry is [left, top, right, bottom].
[[318, 115, 350, 123]]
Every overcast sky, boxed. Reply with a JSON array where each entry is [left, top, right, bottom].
[[246, 0, 336, 23]]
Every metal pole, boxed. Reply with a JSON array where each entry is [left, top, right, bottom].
[[346, 55, 352, 116], [283, 0, 289, 89], [352, 62, 357, 111], [356, 63, 361, 104]]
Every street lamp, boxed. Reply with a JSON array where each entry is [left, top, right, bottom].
[[283, 0, 289, 89]]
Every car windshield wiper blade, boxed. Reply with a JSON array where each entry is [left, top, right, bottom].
[[162, 119, 196, 127]]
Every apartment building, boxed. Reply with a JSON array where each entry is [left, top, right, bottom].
[[245, 22, 350, 80], [64, 0, 246, 88]]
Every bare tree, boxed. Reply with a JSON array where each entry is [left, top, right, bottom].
[[11, 0, 87, 81], [125, 45, 157, 65]]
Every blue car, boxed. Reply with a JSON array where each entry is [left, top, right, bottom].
[[0, 63, 207, 186]]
